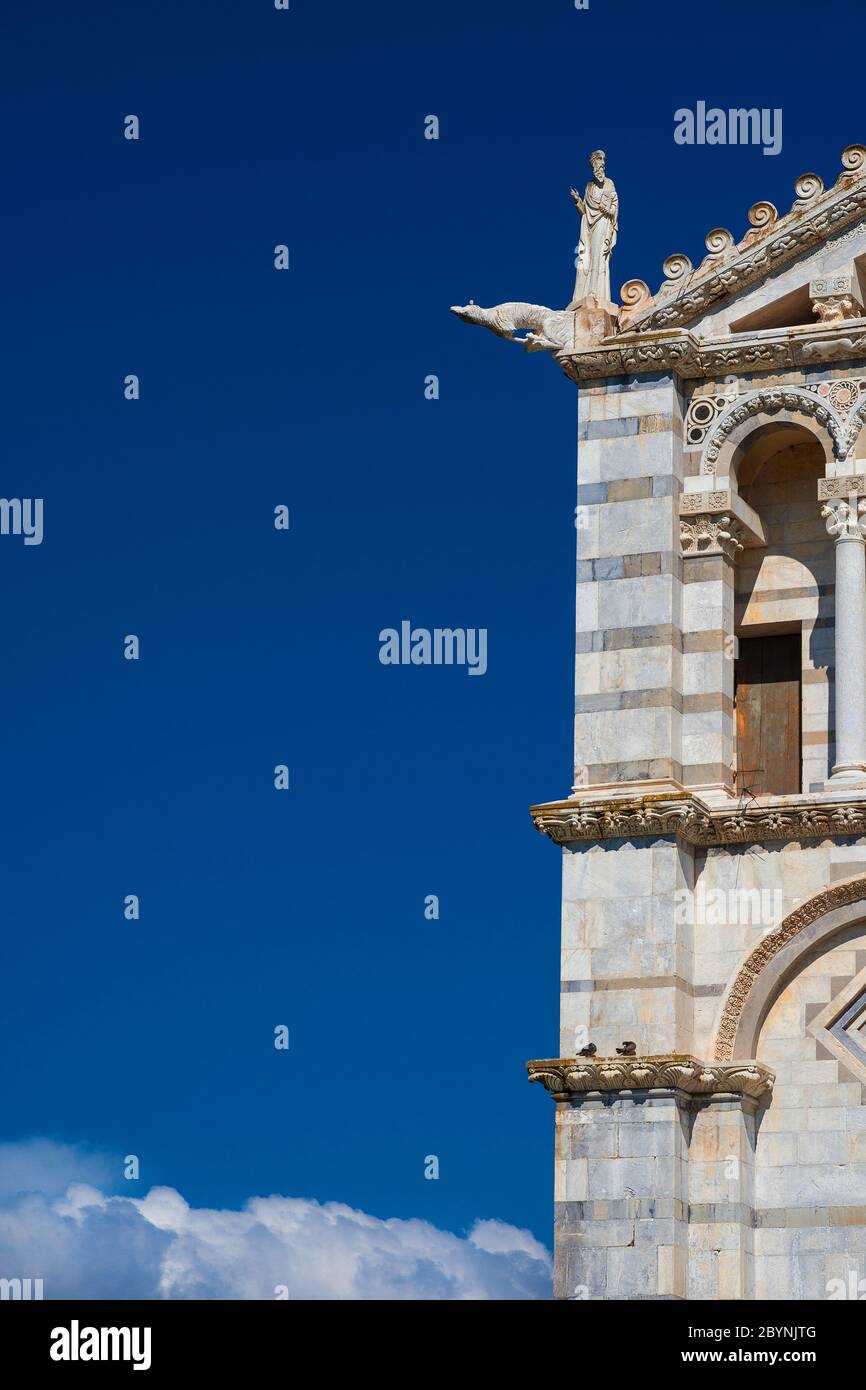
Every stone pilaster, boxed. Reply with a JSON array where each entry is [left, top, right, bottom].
[[688, 1095, 759, 1299], [530, 1056, 774, 1301], [678, 489, 765, 792]]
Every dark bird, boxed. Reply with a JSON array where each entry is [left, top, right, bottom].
[[616, 1041, 637, 1056], [577, 1043, 597, 1057]]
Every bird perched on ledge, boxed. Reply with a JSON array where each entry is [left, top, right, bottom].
[[616, 1041, 637, 1056], [577, 1043, 597, 1057]]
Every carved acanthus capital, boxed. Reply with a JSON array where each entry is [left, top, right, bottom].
[[810, 272, 865, 323], [526, 1054, 775, 1103], [821, 496, 866, 539], [813, 296, 862, 324], [680, 513, 743, 559]]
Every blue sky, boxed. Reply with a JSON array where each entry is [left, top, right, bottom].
[[0, 0, 861, 1294]]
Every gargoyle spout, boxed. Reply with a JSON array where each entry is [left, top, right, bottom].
[[450, 301, 567, 352]]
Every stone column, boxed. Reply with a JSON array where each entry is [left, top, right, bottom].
[[821, 485, 866, 783]]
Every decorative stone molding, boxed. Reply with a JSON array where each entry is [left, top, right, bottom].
[[557, 321, 866, 384], [531, 790, 866, 848], [840, 391, 866, 455], [685, 380, 866, 454], [661, 253, 693, 284], [741, 201, 779, 249], [527, 1054, 774, 1102], [713, 877, 866, 1060], [818, 474, 866, 499], [810, 378, 865, 410], [703, 227, 735, 258], [679, 489, 732, 512], [701, 386, 847, 472], [619, 278, 652, 312], [794, 172, 825, 207]]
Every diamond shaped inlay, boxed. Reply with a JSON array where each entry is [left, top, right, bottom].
[[808, 965, 866, 1086]]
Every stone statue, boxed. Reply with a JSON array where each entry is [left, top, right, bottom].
[[570, 150, 618, 307], [450, 300, 568, 352]]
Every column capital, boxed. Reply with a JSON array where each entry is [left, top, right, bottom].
[[821, 495, 866, 541], [680, 513, 743, 559]]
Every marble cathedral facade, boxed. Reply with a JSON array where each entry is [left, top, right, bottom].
[[457, 144, 866, 1300]]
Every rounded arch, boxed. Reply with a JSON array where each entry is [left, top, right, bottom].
[[700, 387, 844, 480], [713, 874, 866, 1060]]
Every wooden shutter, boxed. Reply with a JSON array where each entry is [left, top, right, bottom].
[[734, 633, 801, 796]]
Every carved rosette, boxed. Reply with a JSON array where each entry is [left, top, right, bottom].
[[527, 1054, 774, 1103], [679, 490, 731, 512]]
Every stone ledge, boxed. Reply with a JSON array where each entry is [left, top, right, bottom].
[[557, 319, 866, 383], [527, 1054, 775, 1102], [531, 788, 866, 847]]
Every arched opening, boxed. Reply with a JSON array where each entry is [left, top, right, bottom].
[[732, 423, 831, 794]]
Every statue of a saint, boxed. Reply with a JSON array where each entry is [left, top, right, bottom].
[[570, 150, 618, 307]]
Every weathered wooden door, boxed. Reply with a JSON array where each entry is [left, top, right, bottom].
[[734, 633, 801, 796]]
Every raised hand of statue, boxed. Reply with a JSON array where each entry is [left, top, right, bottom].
[[570, 187, 585, 215]]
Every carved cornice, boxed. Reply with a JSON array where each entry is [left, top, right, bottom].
[[619, 146, 866, 335], [527, 1054, 774, 1102], [531, 791, 866, 848], [557, 320, 866, 384]]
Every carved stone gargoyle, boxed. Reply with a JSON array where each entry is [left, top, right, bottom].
[[451, 294, 618, 355], [449, 300, 570, 352]]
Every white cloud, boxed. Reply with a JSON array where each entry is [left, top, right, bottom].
[[0, 1141, 551, 1300]]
